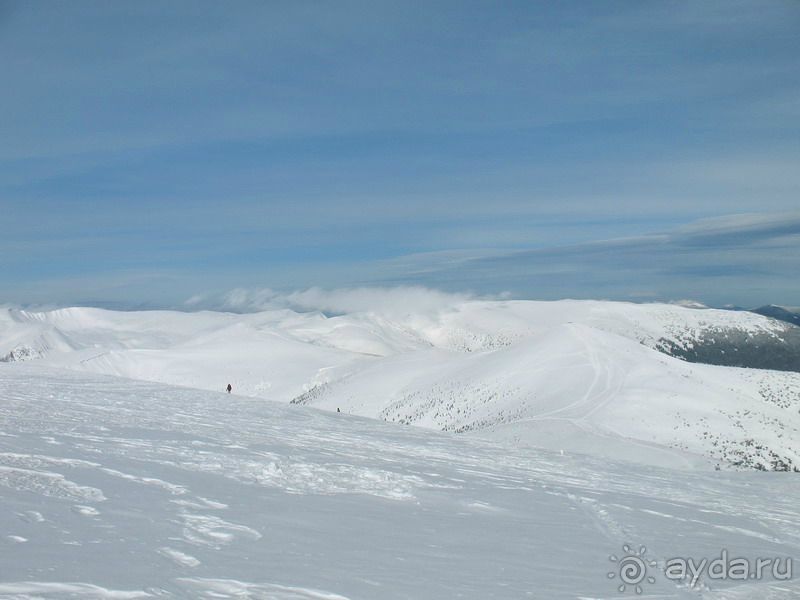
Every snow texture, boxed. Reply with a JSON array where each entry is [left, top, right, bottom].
[[1, 364, 799, 598]]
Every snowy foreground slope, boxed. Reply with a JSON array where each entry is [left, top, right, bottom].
[[1, 364, 799, 599], [1, 300, 799, 471]]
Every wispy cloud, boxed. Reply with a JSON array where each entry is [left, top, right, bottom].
[[187, 286, 483, 316], [378, 212, 800, 307], [0, 2, 798, 307]]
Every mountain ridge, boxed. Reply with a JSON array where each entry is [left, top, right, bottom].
[[2, 300, 799, 470]]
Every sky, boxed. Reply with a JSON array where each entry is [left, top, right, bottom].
[[1, 0, 799, 309]]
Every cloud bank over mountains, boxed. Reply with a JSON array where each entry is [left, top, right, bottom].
[[184, 212, 800, 315], [187, 286, 483, 316]]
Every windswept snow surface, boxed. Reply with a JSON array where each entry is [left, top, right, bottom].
[[2, 301, 798, 470], [1, 364, 799, 599]]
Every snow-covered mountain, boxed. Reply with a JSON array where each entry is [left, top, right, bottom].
[[1, 300, 799, 470], [294, 322, 800, 471], [750, 305, 800, 328], [1, 363, 799, 599]]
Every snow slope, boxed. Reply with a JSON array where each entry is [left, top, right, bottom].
[[1, 363, 799, 599], [0, 306, 432, 399], [1, 301, 798, 470], [297, 323, 800, 471]]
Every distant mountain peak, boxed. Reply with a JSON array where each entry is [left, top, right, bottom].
[[751, 305, 800, 327]]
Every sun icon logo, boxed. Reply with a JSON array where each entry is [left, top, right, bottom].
[[608, 544, 657, 594]]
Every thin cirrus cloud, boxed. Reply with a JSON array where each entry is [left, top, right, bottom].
[[180, 212, 800, 313], [4, 212, 799, 310], [0, 2, 798, 308], [374, 213, 800, 307]]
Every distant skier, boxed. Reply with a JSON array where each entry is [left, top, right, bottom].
[[226, 383, 232, 394], [337, 407, 340, 413]]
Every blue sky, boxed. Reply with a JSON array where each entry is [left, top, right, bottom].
[[1, 1, 799, 308]]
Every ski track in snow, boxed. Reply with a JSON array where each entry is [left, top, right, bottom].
[[0, 364, 799, 598]]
